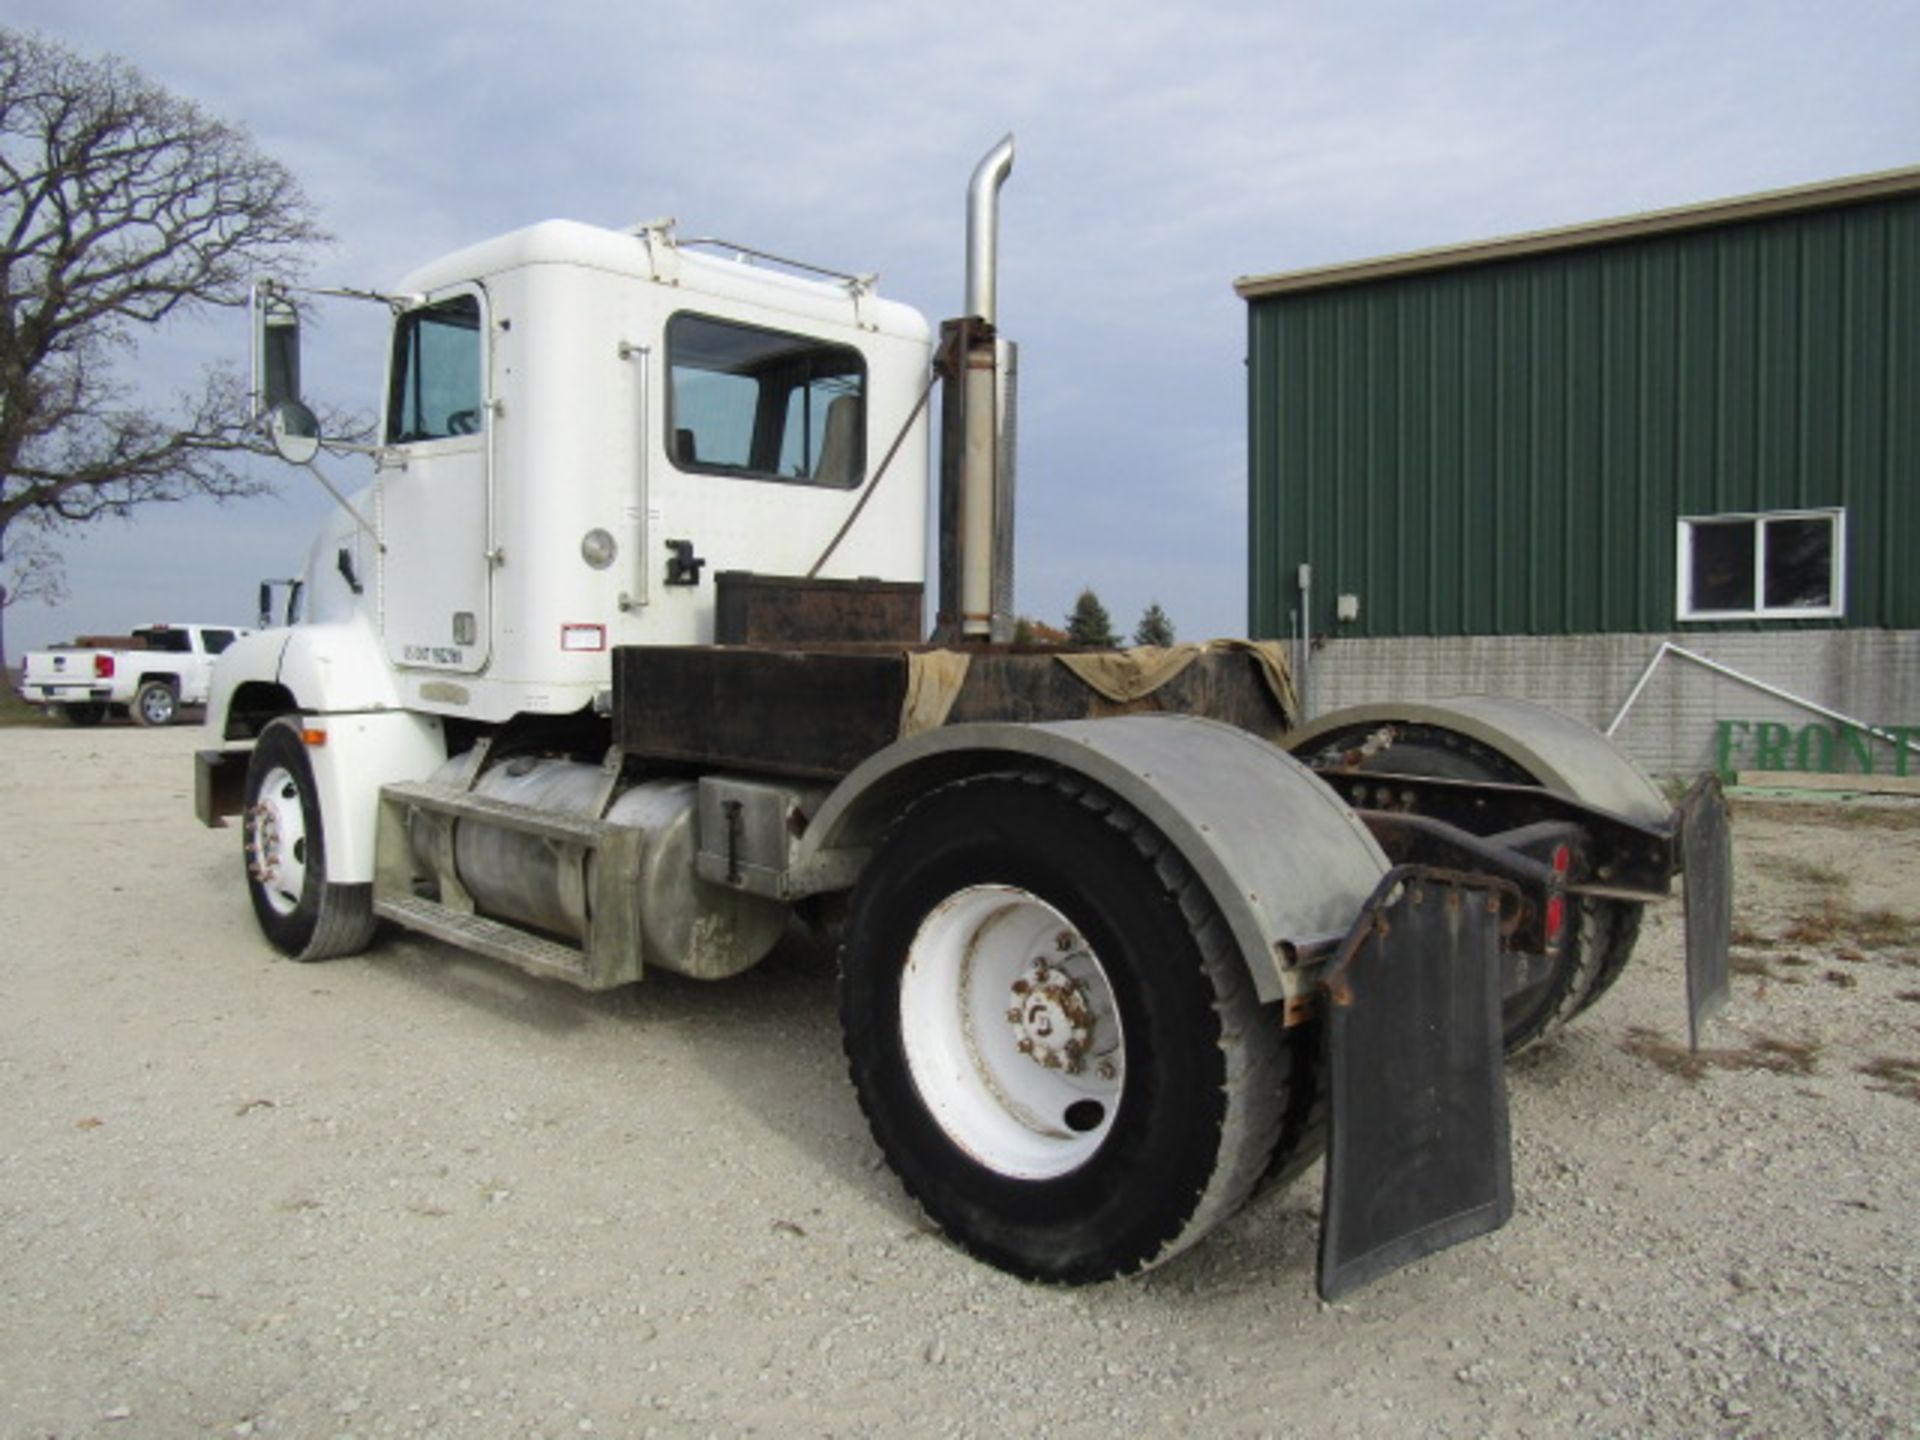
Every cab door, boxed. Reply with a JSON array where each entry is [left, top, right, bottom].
[[378, 288, 493, 673]]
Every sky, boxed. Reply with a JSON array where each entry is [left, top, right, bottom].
[[6, 0, 1918, 659]]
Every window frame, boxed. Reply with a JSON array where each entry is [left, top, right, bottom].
[[384, 292, 487, 446], [663, 310, 866, 490], [1675, 507, 1846, 622]]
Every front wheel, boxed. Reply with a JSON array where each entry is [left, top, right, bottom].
[[839, 772, 1297, 1283], [243, 719, 377, 960]]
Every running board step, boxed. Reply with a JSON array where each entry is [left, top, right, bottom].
[[374, 894, 592, 982], [372, 780, 645, 991]]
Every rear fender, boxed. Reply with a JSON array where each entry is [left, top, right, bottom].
[[1286, 696, 1668, 824], [800, 714, 1391, 1004]]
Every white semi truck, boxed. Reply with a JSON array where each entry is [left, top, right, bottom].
[[196, 139, 1732, 1299]]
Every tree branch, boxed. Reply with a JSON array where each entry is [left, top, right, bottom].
[[0, 26, 327, 598]]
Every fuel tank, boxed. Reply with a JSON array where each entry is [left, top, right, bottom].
[[412, 754, 788, 979]]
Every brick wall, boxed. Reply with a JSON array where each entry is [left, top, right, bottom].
[[1300, 630, 1920, 777]]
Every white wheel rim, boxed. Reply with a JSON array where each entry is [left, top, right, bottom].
[[246, 765, 309, 916], [141, 689, 171, 723], [899, 884, 1125, 1180]]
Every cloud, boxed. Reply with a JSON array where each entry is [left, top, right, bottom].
[[7, 0, 1916, 657]]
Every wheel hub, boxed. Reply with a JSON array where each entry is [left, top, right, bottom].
[[245, 767, 308, 917], [899, 886, 1127, 1180], [245, 801, 282, 886], [1008, 954, 1097, 1073]]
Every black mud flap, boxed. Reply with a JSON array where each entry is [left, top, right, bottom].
[[1676, 773, 1733, 1050], [1318, 867, 1513, 1302]]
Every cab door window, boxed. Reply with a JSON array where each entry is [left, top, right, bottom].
[[387, 295, 483, 442]]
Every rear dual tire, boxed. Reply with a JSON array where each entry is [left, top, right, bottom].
[[1296, 722, 1643, 1051], [839, 772, 1309, 1282]]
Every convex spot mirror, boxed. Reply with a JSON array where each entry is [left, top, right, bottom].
[[268, 399, 322, 466]]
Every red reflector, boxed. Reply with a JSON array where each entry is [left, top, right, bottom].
[[1551, 843, 1572, 875], [1545, 894, 1567, 943], [300, 728, 327, 747], [94, 654, 115, 679]]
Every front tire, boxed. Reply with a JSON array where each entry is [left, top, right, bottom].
[[243, 720, 377, 960], [132, 680, 178, 727], [839, 772, 1295, 1283]]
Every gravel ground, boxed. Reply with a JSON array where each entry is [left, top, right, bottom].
[[1, 723, 1915, 1439]]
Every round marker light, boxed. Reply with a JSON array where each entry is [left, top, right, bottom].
[[581, 528, 617, 569]]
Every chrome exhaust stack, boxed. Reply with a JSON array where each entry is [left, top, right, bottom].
[[935, 135, 1018, 644], [965, 134, 1016, 326]]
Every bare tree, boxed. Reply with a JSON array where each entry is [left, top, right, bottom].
[[0, 28, 324, 670]]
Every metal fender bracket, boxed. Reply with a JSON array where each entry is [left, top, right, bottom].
[[195, 747, 251, 827], [1318, 866, 1514, 1302], [1675, 773, 1733, 1050]]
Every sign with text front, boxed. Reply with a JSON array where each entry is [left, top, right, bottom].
[[1715, 719, 1918, 778]]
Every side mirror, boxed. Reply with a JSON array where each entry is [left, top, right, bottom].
[[253, 283, 302, 414], [268, 399, 322, 466]]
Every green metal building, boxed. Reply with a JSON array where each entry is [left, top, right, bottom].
[[1235, 166, 1920, 777]]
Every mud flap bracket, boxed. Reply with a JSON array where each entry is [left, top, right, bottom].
[[1318, 866, 1514, 1302]]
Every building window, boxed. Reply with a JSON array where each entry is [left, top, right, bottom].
[[666, 312, 865, 489], [1676, 509, 1844, 621]]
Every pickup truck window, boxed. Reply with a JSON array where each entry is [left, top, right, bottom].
[[386, 295, 483, 443], [135, 627, 192, 653], [666, 312, 864, 489], [202, 629, 238, 654]]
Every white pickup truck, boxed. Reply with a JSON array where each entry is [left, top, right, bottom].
[[20, 623, 249, 727]]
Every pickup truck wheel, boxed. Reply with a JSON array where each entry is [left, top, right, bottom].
[[243, 720, 377, 961], [839, 772, 1291, 1283], [1297, 722, 1643, 1052], [132, 680, 179, 727], [61, 703, 107, 727]]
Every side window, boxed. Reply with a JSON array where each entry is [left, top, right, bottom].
[[667, 313, 865, 488], [201, 629, 237, 655], [135, 627, 191, 653], [1677, 509, 1845, 621], [386, 295, 484, 443]]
